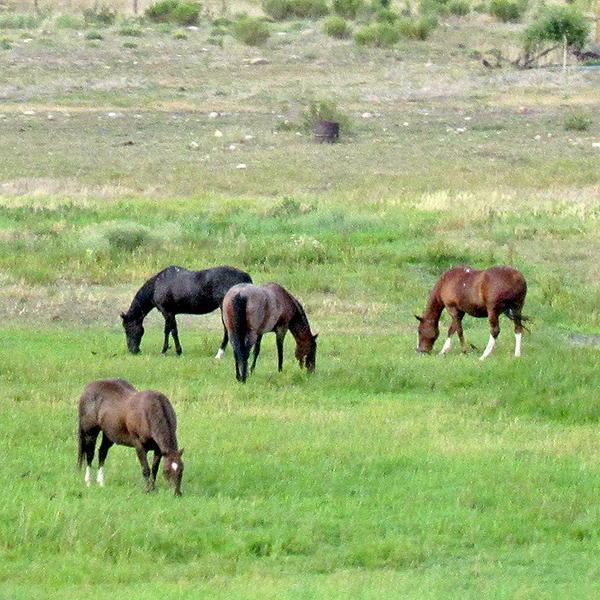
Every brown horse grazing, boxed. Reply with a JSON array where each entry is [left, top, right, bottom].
[[415, 265, 527, 360], [78, 379, 184, 495], [222, 282, 318, 382]]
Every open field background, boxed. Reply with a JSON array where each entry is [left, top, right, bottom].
[[1, 4, 600, 599]]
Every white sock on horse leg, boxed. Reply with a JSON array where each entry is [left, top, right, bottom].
[[85, 466, 93, 486], [480, 335, 496, 360], [440, 337, 452, 355], [514, 332, 522, 357], [97, 467, 105, 487], [215, 348, 225, 360]]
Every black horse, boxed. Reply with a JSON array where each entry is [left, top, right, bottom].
[[120, 265, 252, 356]]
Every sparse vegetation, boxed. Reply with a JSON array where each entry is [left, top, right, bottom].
[[1, 8, 600, 600]]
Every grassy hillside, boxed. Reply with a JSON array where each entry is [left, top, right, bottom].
[[1, 8, 600, 600]]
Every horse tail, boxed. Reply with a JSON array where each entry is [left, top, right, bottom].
[[502, 308, 531, 332], [231, 294, 250, 382], [77, 425, 85, 470]]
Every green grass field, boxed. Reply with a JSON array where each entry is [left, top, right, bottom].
[[1, 6, 600, 599]]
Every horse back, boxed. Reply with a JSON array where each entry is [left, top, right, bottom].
[[123, 390, 178, 452], [154, 265, 251, 313], [79, 378, 136, 431], [438, 266, 526, 315]]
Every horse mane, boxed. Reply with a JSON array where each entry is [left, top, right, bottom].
[[124, 273, 159, 319], [288, 294, 312, 334]]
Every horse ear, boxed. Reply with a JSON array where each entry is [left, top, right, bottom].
[[120, 312, 126, 320], [414, 315, 423, 323], [179, 447, 184, 456], [313, 332, 319, 340]]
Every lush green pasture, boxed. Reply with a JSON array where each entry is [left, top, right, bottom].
[[2, 10, 600, 600]]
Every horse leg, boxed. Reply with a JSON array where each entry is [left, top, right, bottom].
[[80, 428, 100, 486], [454, 311, 468, 353], [134, 445, 154, 492], [151, 451, 162, 484], [170, 317, 182, 355], [250, 335, 263, 372], [275, 327, 287, 371], [441, 309, 463, 355], [480, 311, 500, 360], [215, 321, 229, 360], [513, 311, 524, 357], [97, 433, 114, 487], [162, 313, 182, 355]]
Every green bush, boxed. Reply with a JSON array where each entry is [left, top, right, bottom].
[[523, 5, 589, 52], [332, 0, 364, 20], [564, 112, 592, 132], [0, 12, 44, 29], [354, 22, 400, 46], [397, 15, 437, 40], [323, 15, 352, 37], [145, 0, 201, 25], [263, 0, 294, 20], [419, 0, 449, 15], [119, 25, 144, 36], [291, 0, 329, 18], [230, 17, 270, 45], [375, 8, 400, 23], [83, 4, 117, 26], [301, 99, 352, 132], [263, 0, 328, 19], [54, 14, 85, 29], [85, 30, 104, 39], [488, 0, 524, 23], [448, 0, 470, 16]]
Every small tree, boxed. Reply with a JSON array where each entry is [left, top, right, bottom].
[[516, 5, 590, 68]]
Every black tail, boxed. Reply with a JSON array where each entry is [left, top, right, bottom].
[[77, 426, 85, 470], [231, 294, 250, 382], [503, 309, 531, 333]]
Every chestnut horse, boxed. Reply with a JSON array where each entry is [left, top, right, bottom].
[[416, 265, 527, 360], [121, 265, 252, 357], [222, 282, 318, 382], [78, 378, 184, 495]]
